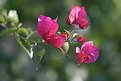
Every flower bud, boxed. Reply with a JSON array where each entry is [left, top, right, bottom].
[[60, 32, 67, 40], [77, 36, 86, 42]]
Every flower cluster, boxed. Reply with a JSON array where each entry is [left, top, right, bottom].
[[37, 5, 99, 64], [37, 15, 66, 48]]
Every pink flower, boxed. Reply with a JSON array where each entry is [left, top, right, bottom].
[[37, 15, 58, 38], [60, 32, 67, 40], [78, 18, 89, 29], [37, 15, 66, 48], [66, 5, 89, 29], [76, 41, 99, 64], [44, 34, 65, 48], [77, 35, 86, 42]]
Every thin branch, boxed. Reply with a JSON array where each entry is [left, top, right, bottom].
[[59, 48, 77, 62]]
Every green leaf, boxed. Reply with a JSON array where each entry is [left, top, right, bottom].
[[31, 44, 46, 69], [32, 44, 46, 61], [18, 27, 29, 38], [7, 10, 19, 24], [17, 37, 32, 58], [27, 28, 34, 34], [17, 35, 45, 60], [0, 10, 7, 18], [0, 28, 17, 37], [27, 31, 42, 42], [0, 15, 6, 24]]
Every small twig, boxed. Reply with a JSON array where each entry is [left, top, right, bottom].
[[65, 53, 77, 61], [59, 48, 66, 55], [59, 48, 77, 62]]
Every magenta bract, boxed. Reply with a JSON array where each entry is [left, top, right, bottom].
[[44, 34, 65, 48], [60, 32, 67, 40], [67, 5, 89, 29], [76, 41, 99, 64], [37, 15, 66, 48], [37, 15, 58, 38], [77, 35, 86, 42]]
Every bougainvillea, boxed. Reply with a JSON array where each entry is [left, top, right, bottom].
[[77, 35, 86, 42], [66, 5, 89, 29], [37, 6, 99, 64], [0, 5, 99, 65], [37, 15, 66, 48], [76, 41, 99, 64], [37, 15, 58, 38]]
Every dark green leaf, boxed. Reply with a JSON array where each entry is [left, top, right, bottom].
[[18, 27, 29, 38], [0, 24, 5, 33], [17, 36, 32, 58], [27, 31, 42, 42], [0, 28, 17, 37], [30, 44, 46, 69], [32, 44, 46, 61]]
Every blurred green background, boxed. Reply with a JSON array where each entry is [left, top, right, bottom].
[[0, 0, 121, 81]]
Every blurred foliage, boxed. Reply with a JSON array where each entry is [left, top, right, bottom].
[[0, 0, 121, 81]]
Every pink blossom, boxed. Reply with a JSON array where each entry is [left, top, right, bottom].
[[60, 32, 67, 40], [78, 18, 89, 29], [76, 41, 99, 64], [77, 35, 86, 42], [66, 5, 89, 29], [37, 15, 66, 48], [44, 34, 65, 48], [37, 15, 58, 38]]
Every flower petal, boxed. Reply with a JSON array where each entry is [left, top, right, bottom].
[[69, 6, 81, 23], [37, 15, 58, 38], [45, 34, 65, 48], [84, 46, 99, 63], [76, 47, 81, 53], [76, 41, 99, 64], [81, 41, 93, 50]]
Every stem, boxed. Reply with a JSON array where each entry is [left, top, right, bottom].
[[68, 26, 79, 43], [59, 48, 66, 54], [69, 30, 74, 43], [59, 48, 77, 62], [65, 53, 77, 61]]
